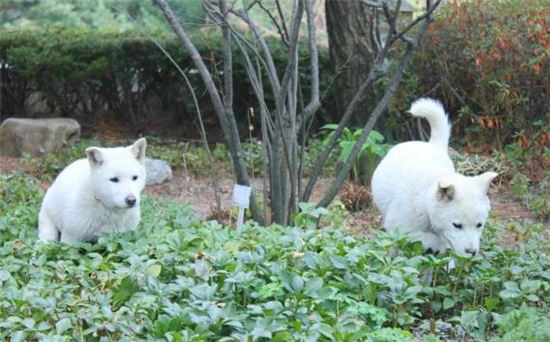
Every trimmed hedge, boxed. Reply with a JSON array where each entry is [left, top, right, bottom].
[[0, 27, 329, 134]]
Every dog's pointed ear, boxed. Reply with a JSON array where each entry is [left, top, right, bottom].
[[475, 171, 498, 194], [437, 180, 455, 202], [85, 147, 103, 168], [130, 138, 147, 163]]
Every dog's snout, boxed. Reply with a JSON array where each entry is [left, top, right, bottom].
[[125, 195, 136, 207], [465, 248, 477, 256]]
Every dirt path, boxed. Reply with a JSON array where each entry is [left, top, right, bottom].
[[0, 157, 23, 174]]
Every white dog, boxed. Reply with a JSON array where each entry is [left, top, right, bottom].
[[38, 138, 147, 243], [372, 99, 497, 256]]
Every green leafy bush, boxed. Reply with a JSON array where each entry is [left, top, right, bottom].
[[1, 173, 549, 340], [0, 27, 331, 133]]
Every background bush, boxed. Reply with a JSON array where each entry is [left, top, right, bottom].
[[0, 27, 330, 137], [391, 0, 549, 148], [1, 0, 547, 148]]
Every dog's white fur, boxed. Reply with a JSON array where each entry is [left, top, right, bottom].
[[38, 139, 147, 243], [372, 98, 497, 256]]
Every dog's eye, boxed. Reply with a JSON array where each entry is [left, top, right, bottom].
[[132, 175, 138, 181], [476, 222, 483, 228], [452, 222, 463, 229], [109, 177, 119, 183]]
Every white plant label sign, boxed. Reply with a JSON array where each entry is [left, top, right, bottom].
[[232, 184, 252, 228], [232, 184, 251, 208]]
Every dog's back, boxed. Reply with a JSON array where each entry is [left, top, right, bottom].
[[38, 159, 91, 241], [372, 99, 453, 218]]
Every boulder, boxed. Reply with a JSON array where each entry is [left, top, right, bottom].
[[145, 158, 173, 185], [0, 118, 81, 157]]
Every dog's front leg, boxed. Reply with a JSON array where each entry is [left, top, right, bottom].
[[60, 231, 82, 244]]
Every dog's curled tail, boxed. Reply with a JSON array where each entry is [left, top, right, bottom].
[[409, 98, 451, 150]]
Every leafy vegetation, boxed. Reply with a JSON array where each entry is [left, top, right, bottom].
[[1, 0, 205, 31], [1, 172, 549, 340], [395, 0, 549, 147], [321, 125, 389, 184], [21, 137, 338, 182], [510, 173, 550, 222], [1, 1, 548, 339], [0, 26, 330, 131]]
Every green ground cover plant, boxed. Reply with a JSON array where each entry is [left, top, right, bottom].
[[0, 172, 549, 341]]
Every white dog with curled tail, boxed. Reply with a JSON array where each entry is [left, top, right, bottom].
[[372, 98, 497, 256], [38, 138, 147, 244]]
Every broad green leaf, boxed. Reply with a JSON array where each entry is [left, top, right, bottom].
[[10, 331, 26, 342], [273, 331, 292, 342], [112, 276, 140, 310], [526, 294, 540, 302], [321, 124, 339, 130], [145, 264, 162, 277], [21, 318, 35, 329], [520, 279, 542, 293], [443, 297, 455, 310], [55, 318, 72, 334], [291, 275, 304, 293], [224, 240, 241, 254], [329, 254, 349, 269], [304, 277, 324, 295], [499, 289, 520, 300], [484, 297, 500, 311]]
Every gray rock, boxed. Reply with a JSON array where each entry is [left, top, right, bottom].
[[145, 158, 173, 185], [0, 118, 80, 157]]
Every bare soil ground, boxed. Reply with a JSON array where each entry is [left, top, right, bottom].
[[1, 155, 538, 242], [144, 167, 336, 219]]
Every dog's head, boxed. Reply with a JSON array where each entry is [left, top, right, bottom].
[[428, 172, 498, 256], [85, 138, 147, 210]]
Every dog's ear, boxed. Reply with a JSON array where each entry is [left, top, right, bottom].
[[437, 180, 455, 202], [475, 171, 498, 194], [130, 138, 147, 163], [85, 147, 103, 168]]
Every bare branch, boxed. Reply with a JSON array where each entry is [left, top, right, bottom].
[[275, 0, 304, 113], [390, 0, 442, 45], [155, 0, 227, 136], [258, 1, 289, 45], [316, 1, 438, 208], [275, 0, 290, 41], [229, 9, 283, 109], [302, 9, 395, 201], [139, 27, 224, 215], [154, 0, 266, 225], [220, 0, 233, 112], [302, 0, 321, 121]]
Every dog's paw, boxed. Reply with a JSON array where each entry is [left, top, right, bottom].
[[446, 257, 456, 271]]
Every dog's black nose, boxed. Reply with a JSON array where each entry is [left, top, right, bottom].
[[125, 196, 136, 207], [465, 248, 477, 256]]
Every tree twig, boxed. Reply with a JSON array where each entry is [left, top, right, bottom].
[[316, 0, 438, 208]]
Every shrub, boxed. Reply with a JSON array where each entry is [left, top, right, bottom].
[[392, 0, 549, 148], [0, 27, 330, 134]]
